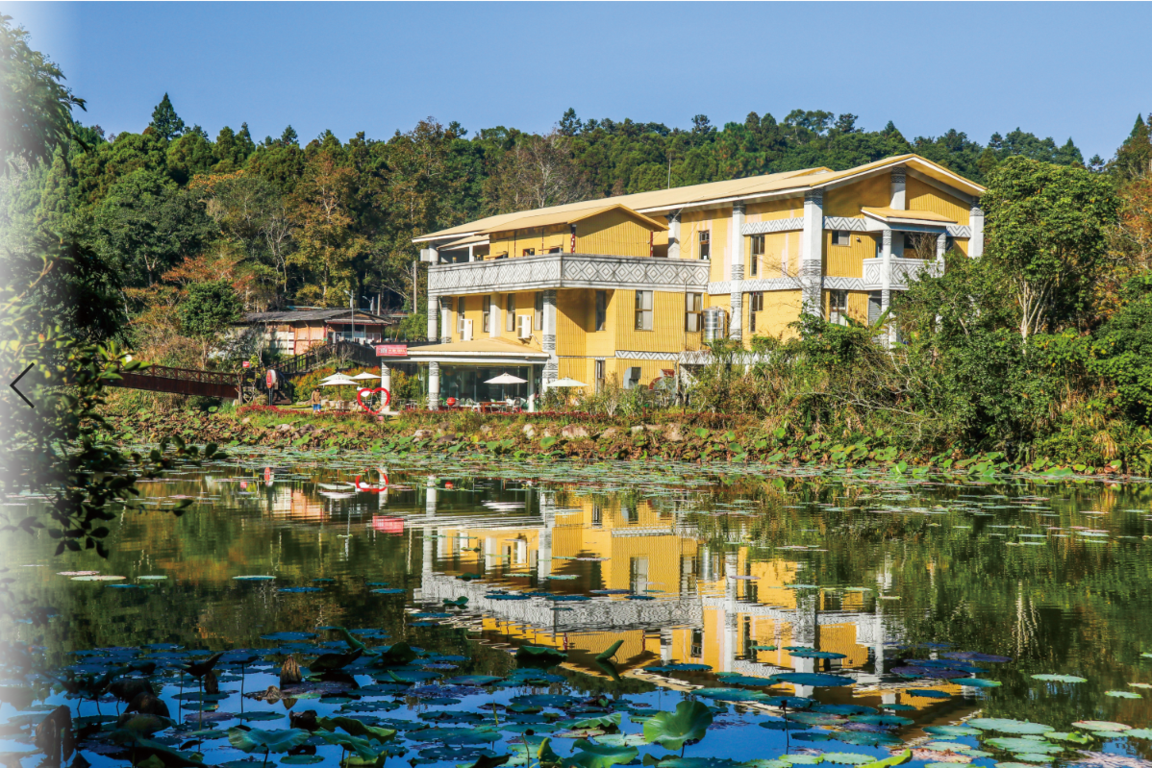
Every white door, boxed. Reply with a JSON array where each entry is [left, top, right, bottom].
[[463, 319, 473, 341]]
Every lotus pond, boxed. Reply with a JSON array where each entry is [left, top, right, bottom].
[[2, 449, 1151, 768]]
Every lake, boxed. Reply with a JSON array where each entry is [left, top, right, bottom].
[[2, 449, 1151, 768]]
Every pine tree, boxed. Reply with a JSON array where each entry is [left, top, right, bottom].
[[279, 125, 299, 147], [149, 93, 185, 141], [1112, 115, 1151, 180]]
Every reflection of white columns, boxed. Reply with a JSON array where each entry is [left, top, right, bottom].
[[427, 361, 440, 410], [729, 203, 745, 340], [542, 290, 558, 387], [701, 546, 713, 582], [890, 168, 906, 210], [969, 205, 984, 259], [426, 477, 438, 516], [801, 191, 824, 315], [666, 213, 681, 259], [537, 494, 554, 582], [722, 552, 738, 673], [880, 230, 894, 348], [660, 628, 673, 663]]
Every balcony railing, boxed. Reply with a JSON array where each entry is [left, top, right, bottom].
[[428, 253, 710, 296], [860, 257, 942, 290]]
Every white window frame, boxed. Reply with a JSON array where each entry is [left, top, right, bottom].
[[634, 290, 654, 331]]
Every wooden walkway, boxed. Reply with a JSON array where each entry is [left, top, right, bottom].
[[107, 365, 242, 400]]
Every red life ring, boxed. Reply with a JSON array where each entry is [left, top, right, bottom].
[[356, 387, 392, 414]]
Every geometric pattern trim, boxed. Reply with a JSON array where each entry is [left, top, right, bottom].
[[429, 253, 709, 296], [946, 224, 972, 238], [742, 218, 804, 235], [616, 350, 680, 361], [823, 216, 869, 232], [709, 277, 802, 295], [860, 257, 943, 290]]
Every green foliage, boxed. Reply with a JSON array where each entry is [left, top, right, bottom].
[[149, 93, 185, 142], [642, 700, 714, 751], [177, 280, 243, 364]]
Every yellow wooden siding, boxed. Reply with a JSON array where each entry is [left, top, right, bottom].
[[825, 231, 877, 278], [577, 208, 656, 257], [555, 289, 588, 358], [746, 231, 798, 279], [586, 289, 617, 358], [907, 177, 970, 226], [615, 290, 691, 353], [951, 238, 969, 257], [488, 224, 570, 259], [490, 291, 543, 348], [612, 358, 673, 389], [745, 197, 803, 220], [846, 291, 870, 323], [746, 290, 802, 341], [824, 174, 890, 217], [680, 208, 729, 283]]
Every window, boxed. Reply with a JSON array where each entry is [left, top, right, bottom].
[[634, 290, 653, 331], [505, 294, 516, 332], [749, 291, 764, 332], [547, 245, 562, 254], [750, 235, 764, 276], [522, 248, 535, 256], [829, 289, 848, 325], [495, 252, 508, 260], [690, 629, 703, 658], [832, 230, 852, 247], [629, 557, 649, 593], [624, 366, 642, 389], [482, 296, 492, 334], [456, 297, 465, 335], [594, 291, 607, 332], [534, 292, 543, 331], [592, 504, 603, 527], [699, 230, 710, 260], [685, 292, 703, 332], [595, 359, 605, 392]]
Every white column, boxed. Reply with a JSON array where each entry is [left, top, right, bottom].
[[467, 244, 475, 263], [936, 233, 947, 273], [890, 168, 906, 210], [728, 203, 745, 340], [440, 300, 451, 344], [489, 294, 499, 338], [527, 368, 536, 412], [537, 496, 553, 582], [666, 213, 681, 259], [969, 205, 984, 258], [542, 289, 558, 387], [380, 365, 391, 410], [427, 294, 439, 342], [427, 361, 440, 410], [801, 190, 824, 315]]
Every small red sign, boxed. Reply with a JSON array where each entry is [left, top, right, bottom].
[[376, 344, 408, 357], [373, 516, 404, 534], [242, 361, 251, 368]]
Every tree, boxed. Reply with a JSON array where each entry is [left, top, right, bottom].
[[1111, 115, 1151, 181], [487, 131, 590, 213], [289, 152, 365, 305], [91, 168, 215, 288], [149, 93, 185, 141], [982, 156, 1120, 340], [0, 14, 87, 172], [177, 280, 243, 366]]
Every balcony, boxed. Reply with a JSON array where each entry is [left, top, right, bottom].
[[860, 257, 942, 290], [428, 253, 710, 296]]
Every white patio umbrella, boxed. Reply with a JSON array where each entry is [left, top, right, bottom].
[[350, 371, 380, 380], [321, 377, 357, 386], [485, 372, 527, 402]]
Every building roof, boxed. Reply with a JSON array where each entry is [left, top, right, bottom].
[[414, 154, 985, 244], [479, 203, 668, 236], [861, 207, 957, 225], [243, 309, 394, 325], [407, 338, 550, 358]]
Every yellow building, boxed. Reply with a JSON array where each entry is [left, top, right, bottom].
[[412, 154, 985, 407]]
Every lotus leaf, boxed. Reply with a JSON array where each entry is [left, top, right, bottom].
[[983, 739, 1061, 754], [595, 734, 648, 747], [956, 679, 1001, 688], [850, 715, 912, 727], [516, 647, 568, 665], [445, 675, 503, 686], [759, 721, 809, 732], [856, 750, 911, 768], [1043, 733, 1092, 744], [907, 691, 951, 700], [969, 720, 1053, 735], [1030, 674, 1085, 683], [317, 717, 397, 744], [235, 712, 285, 722], [765, 696, 814, 710], [570, 714, 622, 730], [1104, 691, 1141, 699], [654, 759, 737, 768], [227, 728, 311, 754], [280, 756, 325, 764], [941, 653, 1011, 663], [740, 761, 789, 768], [833, 733, 903, 748], [812, 705, 876, 716], [1125, 729, 1152, 739], [1072, 721, 1130, 733], [511, 694, 575, 708], [925, 763, 970, 768], [564, 739, 638, 768], [693, 688, 766, 702], [925, 727, 980, 737], [789, 650, 847, 660], [780, 756, 823, 765], [643, 700, 714, 751], [1010, 755, 1053, 763]]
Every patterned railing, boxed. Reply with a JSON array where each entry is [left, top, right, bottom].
[[109, 365, 242, 399], [860, 257, 943, 290], [429, 253, 710, 295]]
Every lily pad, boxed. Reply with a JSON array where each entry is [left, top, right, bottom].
[[773, 673, 854, 687], [642, 700, 713, 751], [969, 720, 1053, 735], [1104, 691, 1141, 699], [821, 755, 873, 765], [564, 739, 638, 768], [227, 728, 311, 754], [1072, 721, 1130, 733], [1030, 674, 1086, 683]]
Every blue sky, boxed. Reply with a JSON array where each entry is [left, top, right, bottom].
[[10, 2, 1151, 161]]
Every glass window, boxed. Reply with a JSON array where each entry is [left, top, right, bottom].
[[547, 245, 562, 254], [699, 230, 710, 260], [832, 230, 851, 247], [482, 296, 492, 334], [595, 291, 607, 332], [534, 292, 543, 331], [750, 234, 764, 276], [522, 248, 535, 256], [505, 294, 515, 332], [749, 291, 764, 332], [830, 289, 849, 325], [635, 290, 653, 331], [685, 292, 703, 332], [595, 359, 605, 392], [456, 297, 465, 335]]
